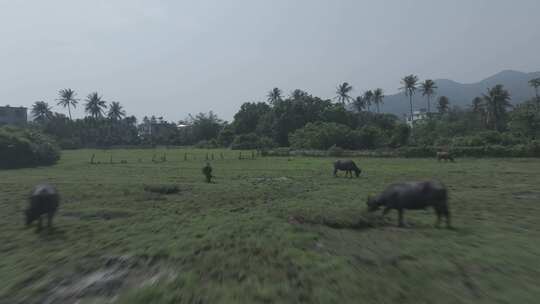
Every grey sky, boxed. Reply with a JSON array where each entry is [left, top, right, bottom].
[[1, 0, 539, 121]]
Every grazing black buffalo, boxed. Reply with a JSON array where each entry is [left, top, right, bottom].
[[437, 151, 454, 162], [25, 184, 59, 231], [367, 180, 451, 228], [333, 160, 362, 178]]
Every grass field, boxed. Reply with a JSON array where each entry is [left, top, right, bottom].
[[1, 149, 540, 304]]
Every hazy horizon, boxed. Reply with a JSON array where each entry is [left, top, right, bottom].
[[2, 0, 540, 121]]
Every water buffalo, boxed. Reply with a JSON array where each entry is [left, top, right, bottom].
[[26, 184, 59, 231], [367, 180, 451, 228], [333, 160, 361, 178], [437, 151, 454, 162]]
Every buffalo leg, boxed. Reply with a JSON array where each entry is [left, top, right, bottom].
[[37, 216, 43, 231], [398, 209, 404, 227], [333, 169, 338, 177], [444, 208, 451, 229], [383, 207, 392, 216], [436, 204, 451, 228], [434, 208, 442, 228], [47, 212, 54, 228]]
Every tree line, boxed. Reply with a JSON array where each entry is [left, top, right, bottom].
[[28, 75, 540, 150]]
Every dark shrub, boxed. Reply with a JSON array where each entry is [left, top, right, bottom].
[[57, 137, 82, 150], [397, 145, 540, 158], [352, 126, 386, 149], [217, 127, 235, 147], [0, 126, 61, 169], [231, 133, 259, 150], [194, 139, 218, 149], [389, 124, 410, 148], [258, 136, 277, 149], [266, 147, 291, 156]]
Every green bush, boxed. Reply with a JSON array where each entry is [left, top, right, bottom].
[[352, 126, 386, 149], [289, 122, 390, 150], [289, 122, 350, 150], [0, 126, 61, 169], [451, 132, 527, 147]]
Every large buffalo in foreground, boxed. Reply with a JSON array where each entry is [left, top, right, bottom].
[[367, 180, 451, 228], [333, 160, 362, 178], [25, 184, 59, 231]]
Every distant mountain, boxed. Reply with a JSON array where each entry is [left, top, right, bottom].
[[376, 70, 540, 117]]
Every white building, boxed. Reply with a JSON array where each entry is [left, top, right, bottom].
[[405, 109, 428, 127]]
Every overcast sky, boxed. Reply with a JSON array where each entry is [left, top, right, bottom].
[[1, 0, 540, 121]]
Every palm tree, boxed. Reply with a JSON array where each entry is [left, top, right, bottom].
[[529, 78, 540, 107], [85, 92, 107, 118], [419, 79, 437, 114], [31, 101, 53, 123], [108, 101, 126, 120], [471, 96, 484, 113], [363, 90, 374, 112], [267, 88, 282, 104], [400, 75, 419, 120], [336, 82, 353, 104], [482, 85, 512, 131], [353, 96, 366, 112], [372, 88, 384, 113], [56, 88, 79, 120], [437, 96, 450, 114], [472, 96, 486, 126]]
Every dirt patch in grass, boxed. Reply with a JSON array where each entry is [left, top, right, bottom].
[[41, 256, 176, 304], [143, 184, 180, 195], [452, 260, 482, 298], [512, 191, 540, 200], [61, 210, 133, 221], [287, 214, 382, 230], [250, 176, 291, 185]]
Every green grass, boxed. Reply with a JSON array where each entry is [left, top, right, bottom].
[[1, 148, 540, 303]]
